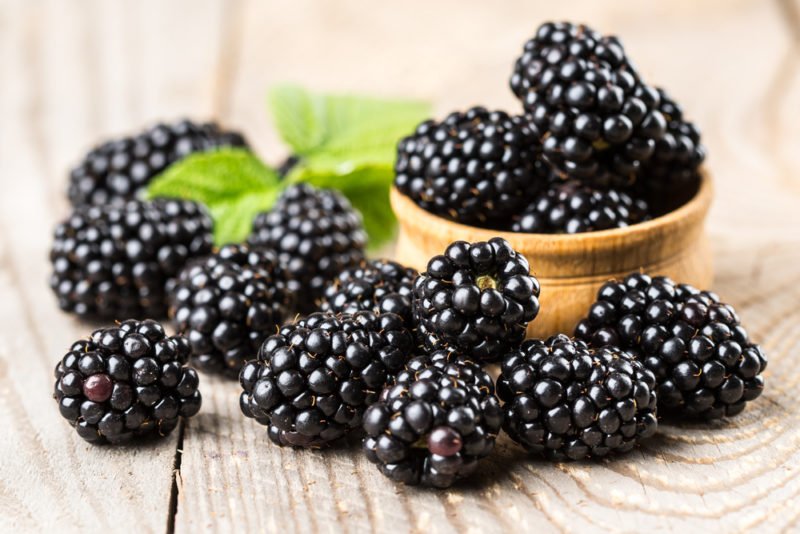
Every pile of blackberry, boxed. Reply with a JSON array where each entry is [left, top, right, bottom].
[[167, 244, 292, 378], [575, 273, 767, 419], [53, 319, 202, 444], [497, 335, 657, 460], [412, 237, 540, 362], [393, 21, 705, 232], [50, 198, 213, 319], [363, 351, 502, 487], [68, 119, 247, 207], [238, 311, 414, 447], [248, 183, 367, 313]]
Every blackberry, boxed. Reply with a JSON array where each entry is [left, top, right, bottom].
[[574, 273, 768, 419], [638, 88, 706, 213], [238, 311, 414, 447], [394, 107, 550, 227], [412, 237, 540, 362], [50, 199, 213, 319], [319, 259, 418, 324], [53, 319, 202, 444], [167, 244, 291, 378], [363, 351, 502, 487], [497, 334, 657, 460], [511, 22, 667, 187], [511, 180, 650, 233], [248, 184, 367, 314], [68, 119, 247, 207]]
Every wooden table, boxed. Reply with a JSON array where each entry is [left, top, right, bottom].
[[2, 1, 799, 532]]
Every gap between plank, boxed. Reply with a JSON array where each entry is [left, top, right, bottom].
[[165, 419, 186, 534]]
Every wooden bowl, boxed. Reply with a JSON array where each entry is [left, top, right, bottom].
[[391, 171, 713, 339]]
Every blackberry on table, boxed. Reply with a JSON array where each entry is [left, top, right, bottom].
[[319, 259, 418, 324], [248, 183, 367, 314], [363, 351, 502, 488], [511, 180, 650, 233], [167, 244, 291, 378], [239, 311, 414, 448], [53, 319, 202, 444], [50, 198, 213, 319], [68, 119, 247, 207], [412, 237, 540, 362], [394, 107, 550, 227], [497, 334, 657, 460], [511, 22, 667, 187], [575, 273, 767, 419]]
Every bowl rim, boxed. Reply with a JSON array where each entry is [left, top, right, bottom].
[[390, 168, 713, 245]]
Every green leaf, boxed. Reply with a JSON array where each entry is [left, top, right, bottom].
[[145, 148, 282, 245], [269, 85, 430, 247], [289, 164, 397, 251]]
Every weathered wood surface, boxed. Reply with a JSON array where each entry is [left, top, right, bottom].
[[1, 0, 799, 533]]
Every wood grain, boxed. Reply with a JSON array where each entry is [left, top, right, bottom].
[[1, 0, 799, 533]]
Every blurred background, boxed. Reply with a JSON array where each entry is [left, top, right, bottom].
[[1, 0, 798, 242]]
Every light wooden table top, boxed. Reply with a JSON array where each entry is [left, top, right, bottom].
[[1, 1, 799, 532]]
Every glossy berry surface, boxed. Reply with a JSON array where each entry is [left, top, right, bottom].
[[497, 334, 657, 460], [511, 180, 650, 233], [50, 199, 213, 319], [239, 311, 414, 447], [363, 351, 502, 488], [248, 183, 367, 314], [510, 22, 667, 187], [53, 319, 202, 444], [394, 107, 550, 227], [167, 244, 291, 378], [68, 119, 247, 207], [319, 259, 418, 324], [412, 237, 540, 362], [575, 273, 767, 419]]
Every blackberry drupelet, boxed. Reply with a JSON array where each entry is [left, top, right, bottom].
[[363, 351, 502, 487], [575, 273, 767, 419], [248, 183, 367, 314], [511, 180, 650, 233], [638, 88, 706, 212], [497, 334, 657, 460], [510, 22, 667, 187], [68, 119, 248, 207], [53, 319, 202, 444], [167, 244, 291, 378], [319, 259, 418, 324], [50, 198, 213, 319], [412, 237, 540, 362], [394, 107, 550, 227], [238, 311, 414, 447]]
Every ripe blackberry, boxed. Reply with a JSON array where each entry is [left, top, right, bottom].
[[511, 22, 667, 187], [363, 351, 502, 487], [412, 237, 540, 362], [574, 273, 768, 419], [638, 88, 706, 212], [497, 334, 657, 460], [68, 119, 248, 207], [248, 183, 367, 314], [167, 244, 291, 378], [319, 259, 418, 324], [53, 319, 202, 444], [394, 107, 550, 227], [50, 199, 213, 319], [238, 311, 414, 447], [511, 180, 650, 233]]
